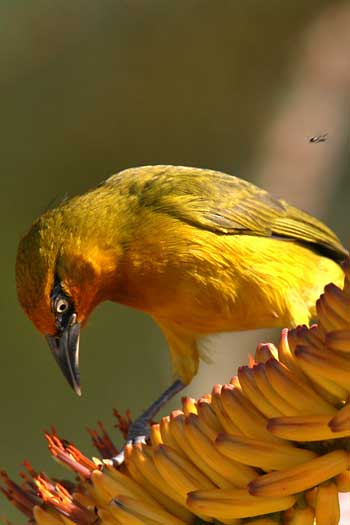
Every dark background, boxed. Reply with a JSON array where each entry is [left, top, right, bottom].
[[1, 2, 348, 522]]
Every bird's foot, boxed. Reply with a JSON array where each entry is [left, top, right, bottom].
[[108, 416, 151, 466], [105, 379, 185, 467]]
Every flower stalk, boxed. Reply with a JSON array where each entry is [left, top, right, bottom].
[[1, 263, 350, 525]]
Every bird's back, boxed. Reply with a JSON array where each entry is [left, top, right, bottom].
[[102, 165, 347, 265]]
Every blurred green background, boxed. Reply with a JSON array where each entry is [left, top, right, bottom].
[[1, 1, 349, 522]]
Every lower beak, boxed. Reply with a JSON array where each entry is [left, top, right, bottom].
[[46, 319, 81, 396]]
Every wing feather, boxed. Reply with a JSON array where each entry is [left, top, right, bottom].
[[111, 166, 348, 262]]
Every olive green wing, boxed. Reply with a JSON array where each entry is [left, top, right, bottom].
[[127, 165, 347, 263]]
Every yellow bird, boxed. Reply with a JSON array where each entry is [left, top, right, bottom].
[[16, 165, 347, 460]]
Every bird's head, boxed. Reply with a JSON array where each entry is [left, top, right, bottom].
[[16, 211, 116, 396]]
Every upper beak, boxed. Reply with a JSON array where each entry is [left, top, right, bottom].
[[46, 316, 82, 396]]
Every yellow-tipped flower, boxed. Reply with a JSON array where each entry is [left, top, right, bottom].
[[2, 262, 350, 524]]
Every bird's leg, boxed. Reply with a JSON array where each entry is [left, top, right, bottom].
[[111, 379, 185, 465]]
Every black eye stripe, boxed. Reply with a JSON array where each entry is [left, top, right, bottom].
[[51, 280, 63, 300], [50, 279, 75, 333]]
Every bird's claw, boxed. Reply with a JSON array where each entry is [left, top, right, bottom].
[[104, 381, 185, 468], [108, 435, 147, 467], [108, 418, 150, 467]]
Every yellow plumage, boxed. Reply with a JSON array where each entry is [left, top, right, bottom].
[[16, 165, 347, 386]]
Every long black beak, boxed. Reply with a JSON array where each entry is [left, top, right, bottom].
[[46, 316, 81, 396]]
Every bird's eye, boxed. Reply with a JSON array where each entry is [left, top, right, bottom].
[[55, 298, 70, 314]]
